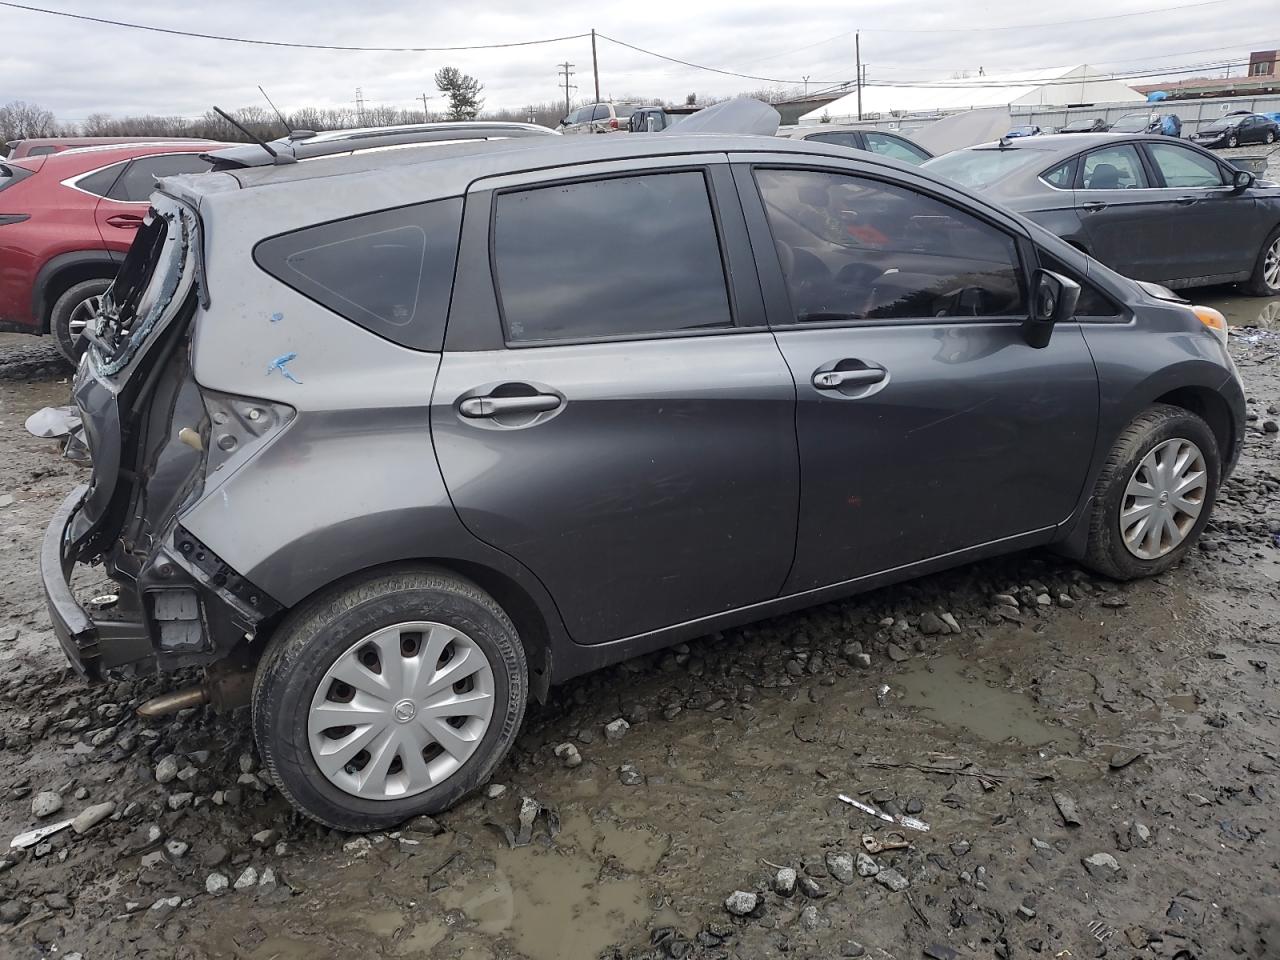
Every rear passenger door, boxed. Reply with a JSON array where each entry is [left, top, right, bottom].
[[430, 159, 800, 645], [735, 161, 1098, 593], [93, 153, 212, 253], [1072, 142, 1177, 281]]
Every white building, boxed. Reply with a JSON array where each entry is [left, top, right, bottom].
[[799, 65, 1144, 124]]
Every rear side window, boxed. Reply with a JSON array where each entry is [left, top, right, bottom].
[[492, 171, 732, 343], [74, 161, 129, 198], [26, 145, 56, 157], [0, 162, 35, 194], [1041, 159, 1076, 189], [108, 154, 212, 202], [805, 132, 860, 148], [863, 133, 930, 164], [255, 198, 463, 351], [1080, 145, 1147, 189]]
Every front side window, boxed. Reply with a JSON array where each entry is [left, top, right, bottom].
[[492, 171, 732, 343], [755, 168, 1026, 323], [254, 198, 463, 351], [1039, 254, 1120, 318], [1146, 143, 1224, 188], [1080, 145, 1148, 190], [863, 133, 930, 164], [109, 154, 212, 203]]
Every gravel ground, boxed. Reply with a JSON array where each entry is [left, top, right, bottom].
[[0, 307, 1278, 960]]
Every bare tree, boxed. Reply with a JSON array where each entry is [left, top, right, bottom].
[[0, 100, 58, 142]]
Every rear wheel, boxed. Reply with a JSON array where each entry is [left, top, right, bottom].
[[252, 566, 528, 832], [1244, 226, 1280, 297], [1267, 130, 1277, 145], [49, 278, 111, 363], [1082, 405, 1220, 580]]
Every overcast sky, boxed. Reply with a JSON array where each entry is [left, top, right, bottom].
[[0, 0, 1275, 121]]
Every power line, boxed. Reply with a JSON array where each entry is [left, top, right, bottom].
[[0, 1, 589, 51]]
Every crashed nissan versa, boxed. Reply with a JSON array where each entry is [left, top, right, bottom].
[[42, 133, 1245, 831]]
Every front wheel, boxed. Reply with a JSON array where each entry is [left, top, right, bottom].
[[1227, 134, 1239, 148], [1082, 405, 1220, 581], [1244, 226, 1280, 297], [49, 278, 111, 363], [252, 566, 528, 832]]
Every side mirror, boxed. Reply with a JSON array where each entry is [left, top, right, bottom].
[[1231, 168, 1254, 193], [558, 117, 568, 126], [1025, 269, 1081, 349]]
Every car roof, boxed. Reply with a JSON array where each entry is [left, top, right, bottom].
[[20, 140, 230, 173]]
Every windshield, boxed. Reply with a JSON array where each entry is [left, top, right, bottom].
[[1109, 115, 1151, 132], [92, 196, 195, 376], [922, 148, 1044, 189]]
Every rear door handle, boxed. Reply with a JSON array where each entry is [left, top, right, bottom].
[[1174, 195, 1198, 206], [105, 214, 143, 229], [459, 394, 561, 418], [1079, 201, 1107, 212], [813, 367, 886, 390]]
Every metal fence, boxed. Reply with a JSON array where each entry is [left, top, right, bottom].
[[1012, 93, 1280, 133]]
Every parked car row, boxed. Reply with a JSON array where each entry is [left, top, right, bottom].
[[43, 127, 1245, 830]]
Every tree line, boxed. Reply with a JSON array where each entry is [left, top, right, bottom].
[[2, 68, 805, 146]]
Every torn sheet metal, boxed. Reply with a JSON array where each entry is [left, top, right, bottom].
[[838, 793, 931, 832]]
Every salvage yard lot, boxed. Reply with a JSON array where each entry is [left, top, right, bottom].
[[0, 299, 1278, 959]]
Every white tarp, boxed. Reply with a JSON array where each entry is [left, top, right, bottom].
[[664, 97, 780, 136]]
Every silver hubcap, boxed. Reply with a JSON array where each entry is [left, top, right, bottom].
[[1264, 237, 1280, 290], [1120, 438, 1207, 560], [67, 295, 103, 339], [307, 621, 496, 800]]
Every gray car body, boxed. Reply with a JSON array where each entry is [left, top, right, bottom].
[[48, 133, 1245, 697], [924, 132, 1280, 289]]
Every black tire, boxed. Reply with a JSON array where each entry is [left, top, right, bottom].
[[252, 566, 527, 832], [1244, 224, 1280, 297], [1082, 404, 1220, 581], [49, 278, 111, 363]]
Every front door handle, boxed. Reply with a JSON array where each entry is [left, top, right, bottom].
[[105, 214, 144, 229], [1079, 201, 1107, 212], [459, 394, 561, 418], [813, 367, 886, 390], [1174, 195, 1198, 206]]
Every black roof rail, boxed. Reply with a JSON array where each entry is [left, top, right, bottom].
[[204, 121, 557, 170]]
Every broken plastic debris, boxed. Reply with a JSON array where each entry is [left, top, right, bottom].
[[266, 352, 303, 384], [25, 405, 81, 439], [11, 818, 74, 850], [862, 832, 910, 854], [838, 793, 930, 833], [486, 796, 560, 848], [876, 684, 891, 707]]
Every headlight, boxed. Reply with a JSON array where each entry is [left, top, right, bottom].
[[1191, 305, 1228, 344]]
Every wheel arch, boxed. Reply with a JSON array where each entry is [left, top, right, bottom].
[[1151, 384, 1235, 464], [33, 250, 121, 332]]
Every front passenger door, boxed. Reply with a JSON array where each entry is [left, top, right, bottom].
[[739, 164, 1099, 592]]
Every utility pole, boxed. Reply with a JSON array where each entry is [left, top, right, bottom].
[[803, 75, 810, 97], [420, 92, 430, 119], [355, 86, 365, 124], [558, 61, 576, 117], [591, 29, 600, 103], [855, 32, 862, 121]]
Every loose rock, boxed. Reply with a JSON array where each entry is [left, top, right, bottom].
[[724, 890, 757, 916], [30, 791, 63, 819]]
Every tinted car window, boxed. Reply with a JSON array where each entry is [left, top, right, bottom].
[[254, 198, 463, 351], [1147, 143, 1224, 188], [493, 172, 732, 343], [1042, 159, 1076, 188], [26, 145, 56, 157], [1081, 145, 1147, 189], [805, 132, 860, 148], [109, 154, 212, 202], [755, 168, 1026, 323], [863, 133, 930, 164], [75, 160, 129, 198], [591, 104, 610, 121]]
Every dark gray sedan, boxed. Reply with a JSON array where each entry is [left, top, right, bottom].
[[924, 133, 1280, 295]]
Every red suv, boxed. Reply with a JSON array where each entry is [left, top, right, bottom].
[[0, 141, 222, 359]]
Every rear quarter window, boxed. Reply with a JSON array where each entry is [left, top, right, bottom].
[[254, 198, 463, 351]]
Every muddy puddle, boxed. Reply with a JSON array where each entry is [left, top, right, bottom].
[[894, 653, 1074, 748], [1198, 289, 1280, 328]]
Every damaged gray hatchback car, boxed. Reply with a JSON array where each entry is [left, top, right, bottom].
[[43, 133, 1245, 830]]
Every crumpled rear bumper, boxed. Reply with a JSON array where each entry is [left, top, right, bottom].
[[41, 484, 149, 678]]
